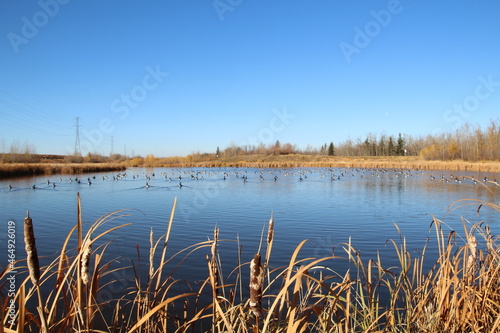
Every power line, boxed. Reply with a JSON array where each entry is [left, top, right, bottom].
[[0, 98, 68, 129], [0, 90, 68, 125]]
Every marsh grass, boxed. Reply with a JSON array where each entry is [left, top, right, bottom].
[[1, 157, 499, 179], [2, 183, 500, 332], [0, 163, 126, 178], [136, 155, 500, 172]]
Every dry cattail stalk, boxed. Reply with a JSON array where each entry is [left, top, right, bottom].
[[24, 211, 40, 285], [485, 225, 493, 251], [81, 237, 92, 285], [211, 227, 219, 296], [267, 214, 274, 245], [264, 213, 275, 310], [149, 228, 154, 278], [467, 234, 477, 270], [211, 226, 219, 260], [249, 254, 264, 318]]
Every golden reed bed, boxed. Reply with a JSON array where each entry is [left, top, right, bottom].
[[172, 160, 500, 172], [0, 163, 126, 178], [136, 155, 500, 173], [2, 191, 500, 332], [1, 156, 499, 179]]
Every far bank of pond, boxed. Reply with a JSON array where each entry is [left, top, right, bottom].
[[1, 156, 499, 179], [0, 163, 126, 178]]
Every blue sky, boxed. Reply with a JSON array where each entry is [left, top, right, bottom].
[[1, 1, 499, 157]]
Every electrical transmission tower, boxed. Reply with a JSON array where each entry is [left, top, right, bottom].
[[74, 117, 81, 156]]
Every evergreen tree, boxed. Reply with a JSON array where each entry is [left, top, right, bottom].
[[328, 142, 335, 156], [388, 136, 395, 156], [378, 136, 386, 156], [396, 133, 405, 156]]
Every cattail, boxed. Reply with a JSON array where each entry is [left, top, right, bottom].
[[149, 228, 154, 278], [467, 235, 477, 269], [211, 227, 219, 260], [249, 254, 264, 318], [264, 214, 274, 311], [267, 214, 274, 246], [485, 225, 493, 252], [265, 213, 275, 265], [468, 235, 477, 255], [81, 237, 92, 285], [211, 227, 219, 296], [24, 211, 40, 285]]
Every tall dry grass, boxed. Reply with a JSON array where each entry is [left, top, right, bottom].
[[126, 155, 500, 172], [2, 183, 500, 332], [0, 163, 126, 178]]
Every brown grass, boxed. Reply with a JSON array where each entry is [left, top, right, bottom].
[[1, 156, 498, 179], [2, 184, 500, 332], [133, 155, 500, 172], [0, 163, 126, 178]]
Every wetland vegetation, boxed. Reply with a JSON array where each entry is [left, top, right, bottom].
[[1, 121, 499, 179], [2, 187, 500, 332], [1, 121, 499, 331]]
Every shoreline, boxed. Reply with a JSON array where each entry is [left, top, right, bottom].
[[128, 155, 500, 173], [156, 160, 500, 172], [1, 156, 499, 179], [0, 163, 126, 179]]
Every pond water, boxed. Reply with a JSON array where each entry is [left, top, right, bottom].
[[1, 167, 499, 301]]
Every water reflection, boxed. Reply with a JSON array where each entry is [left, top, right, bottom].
[[0, 167, 498, 286]]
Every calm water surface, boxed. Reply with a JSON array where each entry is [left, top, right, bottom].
[[1, 167, 499, 291]]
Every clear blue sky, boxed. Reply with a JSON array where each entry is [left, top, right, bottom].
[[1, 1, 499, 157]]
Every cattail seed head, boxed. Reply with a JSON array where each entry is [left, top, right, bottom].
[[149, 228, 155, 278], [24, 211, 41, 285], [467, 235, 478, 270], [211, 227, 219, 259], [81, 238, 92, 285], [210, 227, 219, 296], [249, 253, 264, 318], [267, 216, 274, 245], [468, 235, 477, 256]]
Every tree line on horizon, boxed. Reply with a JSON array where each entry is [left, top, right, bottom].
[[1, 120, 498, 163], [218, 120, 499, 161]]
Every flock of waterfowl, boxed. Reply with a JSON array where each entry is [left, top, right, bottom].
[[2, 168, 499, 192]]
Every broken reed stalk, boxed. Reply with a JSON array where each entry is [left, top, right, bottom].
[[23, 211, 48, 333]]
